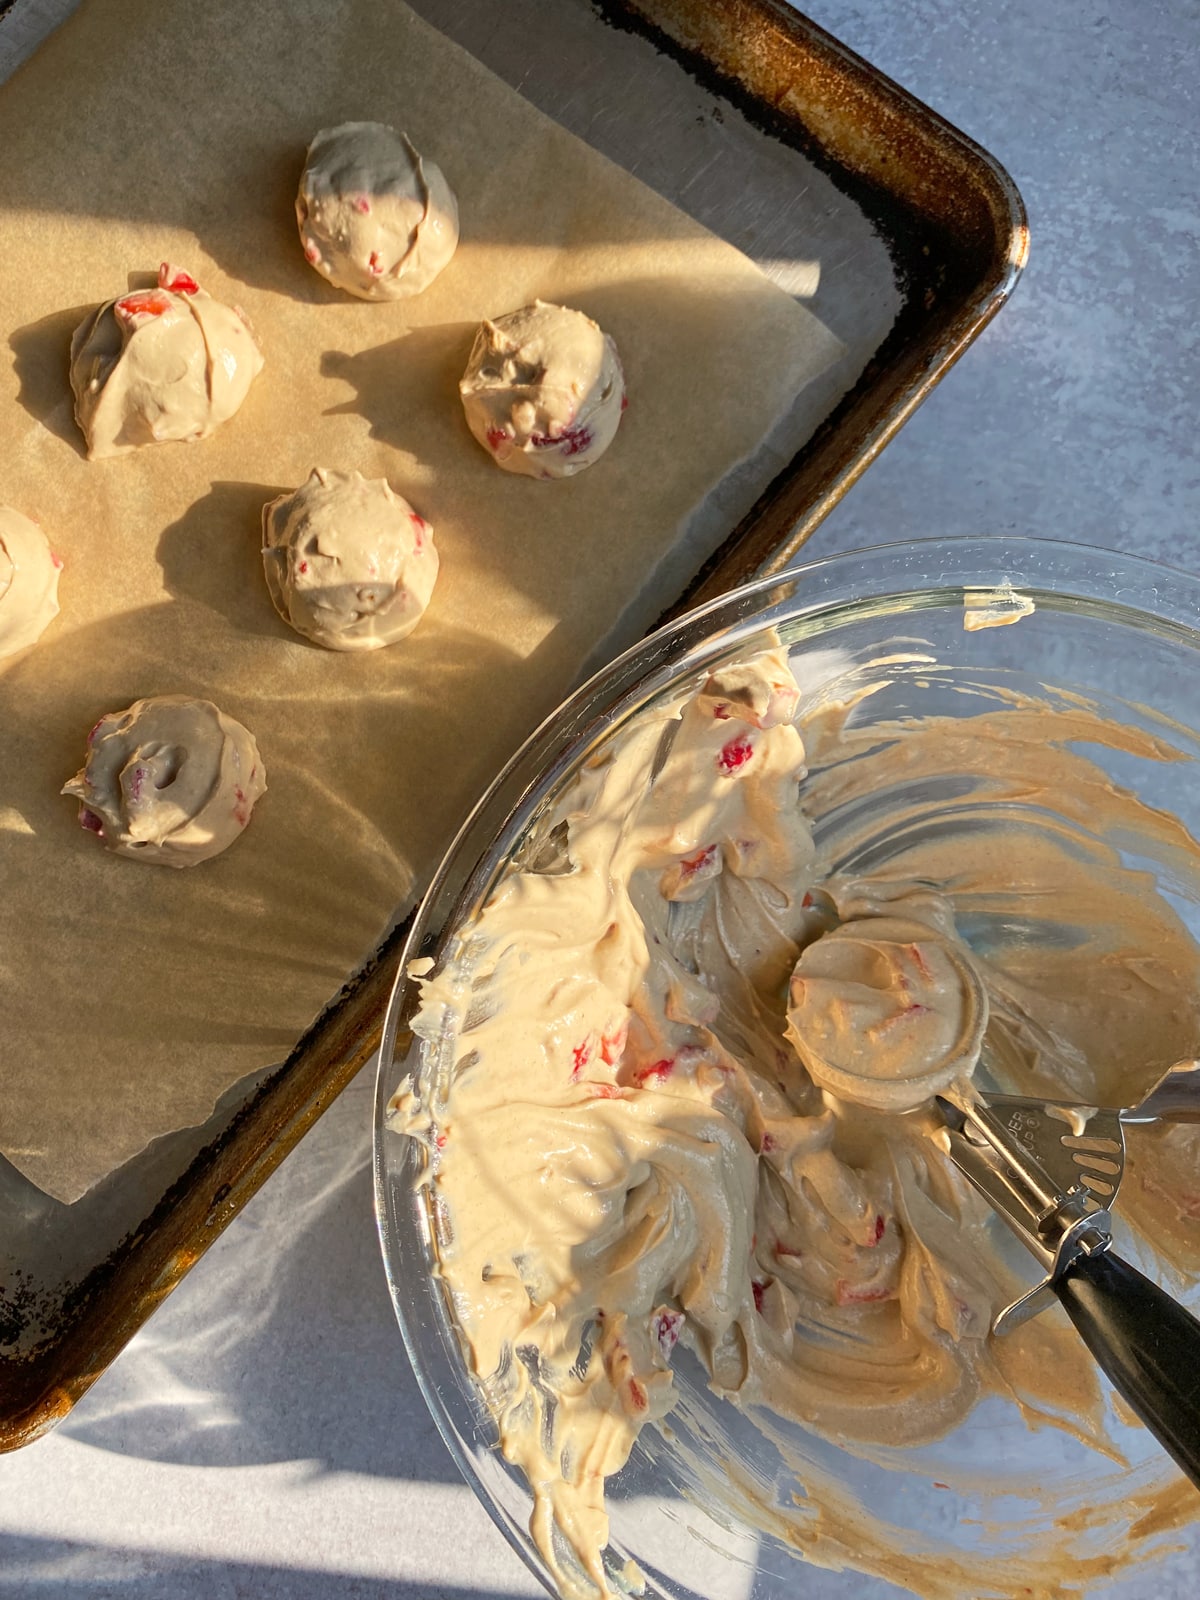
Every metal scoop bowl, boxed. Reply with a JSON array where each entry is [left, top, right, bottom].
[[975, 1059, 1200, 1219]]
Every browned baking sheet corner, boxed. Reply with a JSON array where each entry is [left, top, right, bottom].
[[598, 0, 1028, 613], [0, 0, 1026, 1449]]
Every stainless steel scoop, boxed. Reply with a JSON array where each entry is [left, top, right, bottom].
[[973, 1059, 1200, 1222], [791, 912, 1200, 1485], [933, 1060, 1200, 1489]]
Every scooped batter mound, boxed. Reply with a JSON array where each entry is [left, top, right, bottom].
[[460, 300, 625, 479], [262, 468, 439, 651], [0, 505, 61, 660], [391, 643, 1200, 1600], [786, 884, 988, 1114], [63, 694, 266, 867], [296, 121, 459, 300], [69, 263, 263, 459]]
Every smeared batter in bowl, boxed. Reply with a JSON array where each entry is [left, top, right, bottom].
[[70, 263, 263, 459], [63, 694, 266, 867], [391, 643, 1200, 1599]]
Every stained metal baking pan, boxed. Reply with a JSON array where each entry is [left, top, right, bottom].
[[0, 0, 1026, 1448]]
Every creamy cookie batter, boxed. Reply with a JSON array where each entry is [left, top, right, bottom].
[[460, 301, 625, 479], [69, 263, 263, 459], [786, 886, 988, 1114], [391, 646, 1200, 1599], [63, 695, 266, 867], [0, 505, 61, 660], [296, 121, 459, 300], [262, 468, 439, 651]]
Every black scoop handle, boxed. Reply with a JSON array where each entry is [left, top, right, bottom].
[[1055, 1248, 1200, 1489]]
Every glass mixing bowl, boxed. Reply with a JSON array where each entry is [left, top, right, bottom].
[[374, 537, 1200, 1600]]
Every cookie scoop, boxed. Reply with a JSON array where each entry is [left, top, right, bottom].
[[70, 263, 263, 460], [262, 469, 439, 651], [0, 506, 61, 660], [296, 121, 459, 300], [63, 695, 266, 867], [460, 300, 625, 479]]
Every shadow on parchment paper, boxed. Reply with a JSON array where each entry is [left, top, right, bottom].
[[0, 570, 531, 866], [9, 304, 94, 455], [320, 320, 476, 455], [7, 271, 212, 458], [155, 479, 296, 643], [317, 272, 832, 628], [0, 584, 543, 1206]]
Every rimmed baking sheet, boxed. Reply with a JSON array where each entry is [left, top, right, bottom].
[[0, 0, 1025, 1446]]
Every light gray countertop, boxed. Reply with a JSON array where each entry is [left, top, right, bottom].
[[2, 2, 1198, 1597]]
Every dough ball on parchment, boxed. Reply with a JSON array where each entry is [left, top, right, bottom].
[[0, 505, 61, 661], [296, 121, 459, 300], [69, 263, 263, 460], [460, 300, 626, 480], [62, 695, 266, 868], [262, 468, 439, 652]]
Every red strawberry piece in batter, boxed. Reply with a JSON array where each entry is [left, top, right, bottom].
[[114, 289, 175, 328], [907, 942, 934, 981], [651, 1309, 683, 1359], [599, 1022, 627, 1065], [78, 806, 104, 835], [634, 1057, 675, 1086], [530, 424, 593, 457], [158, 262, 199, 294], [571, 1038, 593, 1080], [835, 1279, 897, 1307], [877, 1003, 932, 1033], [716, 735, 754, 775], [679, 844, 718, 880]]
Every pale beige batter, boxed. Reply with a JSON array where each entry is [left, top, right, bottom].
[[391, 646, 1200, 1600], [62, 695, 266, 867], [786, 884, 987, 1113], [460, 301, 625, 479], [0, 505, 61, 660], [296, 121, 459, 300], [69, 263, 263, 459], [262, 469, 439, 651]]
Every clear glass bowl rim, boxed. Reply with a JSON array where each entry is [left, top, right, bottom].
[[371, 532, 1200, 1599]]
